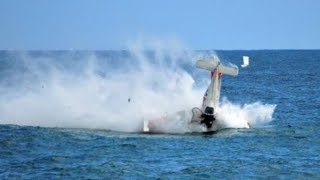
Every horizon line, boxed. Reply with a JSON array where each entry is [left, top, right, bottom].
[[0, 48, 319, 51]]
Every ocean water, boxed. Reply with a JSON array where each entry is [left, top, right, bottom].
[[0, 49, 319, 178]]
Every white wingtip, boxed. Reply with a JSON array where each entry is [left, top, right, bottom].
[[143, 119, 149, 132], [241, 56, 249, 68]]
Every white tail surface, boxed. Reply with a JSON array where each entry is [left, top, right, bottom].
[[196, 59, 220, 72], [196, 59, 238, 76], [220, 65, 239, 76]]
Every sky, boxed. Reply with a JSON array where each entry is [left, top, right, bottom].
[[0, 0, 319, 50]]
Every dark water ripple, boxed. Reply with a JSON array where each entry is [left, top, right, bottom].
[[1, 124, 320, 178]]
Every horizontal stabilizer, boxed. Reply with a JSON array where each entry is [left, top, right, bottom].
[[220, 65, 239, 76], [196, 59, 238, 76], [196, 59, 219, 71]]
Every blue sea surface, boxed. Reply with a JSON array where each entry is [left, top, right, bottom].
[[0, 50, 319, 178]]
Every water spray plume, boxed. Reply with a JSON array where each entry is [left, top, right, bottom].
[[0, 40, 276, 133]]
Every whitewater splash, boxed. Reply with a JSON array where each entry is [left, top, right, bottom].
[[142, 99, 276, 134], [0, 40, 276, 133], [217, 98, 276, 128]]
